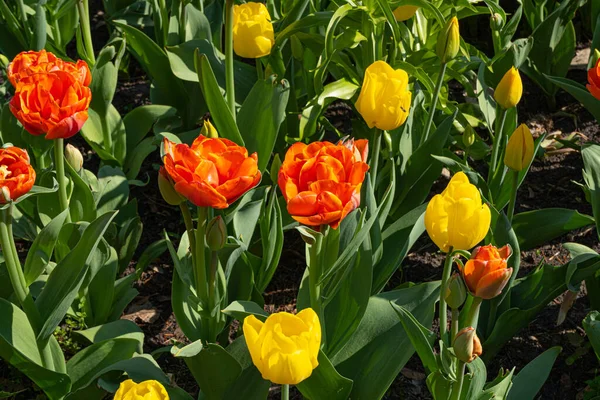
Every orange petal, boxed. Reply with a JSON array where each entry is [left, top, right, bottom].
[[287, 191, 319, 217], [216, 175, 258, 204], [46, 111, 88, 139], [474, 268, 512, 299], [174, 181, 228, 208]]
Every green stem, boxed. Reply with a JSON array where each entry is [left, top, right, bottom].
[[488, 108, 508, 184], [195, 207, 208, 308], [486, 298, 498, 338], [157, 0, 168, 47], [77, 0, 96, 65], [450, 361, 466, 400], [281, 384, 290, 400], [439, 247, 454, 346], [225, 0, 236, 120], [256, 59, 264, 80], [179, 0, 186, 43], [370, 130, 382, 189], [451, 308, 459, 342], [308, 233, 324, 318], [506, 169, 519, 224], [180, 203, 197, 276], [15, 0, 28, 26], [422, 62, 447, 144], [198, 0, 203, 12], [52, 18, 62, 47], [54, 139, 71, 224], [465, 296, 483, 332]]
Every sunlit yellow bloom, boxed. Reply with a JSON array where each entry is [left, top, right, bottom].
[[494, 67, 523, 109], [424, 172, 491, 252], [393, 6, 419, 21], [436, 17, 460, 63], [233, 2, 275, 58], [114, 379, 169, 400], [355, 61, 412, 131], [243, 308, 321, 385], [504, 124, 534, 171]]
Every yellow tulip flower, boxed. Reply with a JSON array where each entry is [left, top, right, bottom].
[[424, 172, 491, 252], [114, 380, 169, 400], [494, 67, 523, 109], [504, 124, 534, 171], [393, 6, 419, 21], [233, 2, 275, 59], [355, 61, 412, 131], [436, 17, 460, 63], [243, 308, 321, 385]]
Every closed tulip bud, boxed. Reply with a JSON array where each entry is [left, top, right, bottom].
[[453, 327, 482, 363], [206, 216, 227, 251], [158, 167, 184, 206], [355, 61, 412, 131], [504, 124, 534, 171], [445, 273, 467, 309], [494, 67, 523, 109], [436, 17, 460, 63], [200, 119, 218, 139], [425, 172, 491, 252], [393, 6, 419, 21], [587, 58, 600, 101], [459, 244, 513, 300], [0, 54, 8, 70], [233, 2, 275, 59], [244, 308, 321, 384], [490, 13, 503, 30], [114, 379, 169, 400], [462, 125, 475, 148], [65, 144, 83, 172]]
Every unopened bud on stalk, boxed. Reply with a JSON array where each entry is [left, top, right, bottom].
[[445, 273, 467, 309], [206, 216, 227, 251], [490, 13, 503, 30], [462, 125, 475, 148], [504, 124, 534, 171], [158, 167, 184, 205], [453, 327, 482, 363], [200, 119, 218, 139], [494, 67, 523, 109], [436, 17, 460, 63], [65, 144, 83, 172], [0, 54, 9, 70]]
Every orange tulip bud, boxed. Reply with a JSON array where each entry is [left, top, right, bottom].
[[0, 146, 36, 203], [459, 244, 513, 299], [453, 327, 482, 363], [9, 71, 92, 139], [278, 138, 369, 229], [162, 135, 261, 209], [8, 50, 91, 88], [587, 58, 600, 101]]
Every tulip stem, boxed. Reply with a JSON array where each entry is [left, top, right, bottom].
[[195, 207, 208, 314], [180, 203, 197, 275], [225, 0, 236, 120], [465, 296, 483, 332], [422, 62, 447, 144], [370, 130, 382, 189], [77, 0, 96, 65], [451, 308, 459, 342], [281, 384, 289, 400], [506, 170, 519, 224], [488, 108, 507, 184], [54, 139, 71, 224], [450, 361, 466, 400], [308, 232, 324, 319], [179, 0, 187, 43], [439, 247, 454, 346]]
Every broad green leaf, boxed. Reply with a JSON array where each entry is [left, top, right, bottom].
[[584, 311, 600, 360], [546, 76, 600, 122], [221, 300, 269, 321], [224, 337, 271, 400], [123, 105, 177, 155], [390, 304, 437, 373], [583, 144, 600, 240], [96, 166, 129, 215], [297, 351, 353, 400], [507, 346, 561, 400], [74, 320, 143, 346]]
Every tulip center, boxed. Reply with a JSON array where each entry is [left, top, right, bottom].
[[0, 165, 12, 179]]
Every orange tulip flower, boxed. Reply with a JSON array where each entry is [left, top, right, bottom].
[[0, 146, 36, 203], [587, 59, 600, 101], [278, 139, 369, 229], [162, 135, 261, 209], [8, 50, 91, 87], [9, 71, 92, 140], [459, 244, 513, 300]]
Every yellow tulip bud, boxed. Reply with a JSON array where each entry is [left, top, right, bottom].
[[243, 308, 321, 385], [65, 143, 83, 172], [445, 273, 467, 309], [355, 61, 412, 131], [504, 124, 534, 171], [453, 327, 483, 363], [200, 119, 218, 138], [393, 5, 419, 21], [158, 167, 184, 206], [114, 379, 169, 400], [424, 172, 491, 252], [233, 2, 275, 59], [436, 17, 460, 63], [494, 67, 523, 109], [206, 215, 227, 251]]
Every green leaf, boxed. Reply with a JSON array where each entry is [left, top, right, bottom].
[[512, 208, 595, 250], [96, 166, 129, 215], [65, 158, 97, 223], [507, 346, 561, 400], [297, 351, 353, 400], [221, 300, 268, 321], [583, 144, 600, 240], [36, 212, 117, 341], [30, 0, 48, 51], [224, 337, 271, 400], [584, 311, 600, 360], [238, 76, 290, 172], [123, 105, 177, 155], [74, 320, 143, 346], [390, 304, 437, 373], [546, 75, 600, 122], [80, 106, 125, 165]]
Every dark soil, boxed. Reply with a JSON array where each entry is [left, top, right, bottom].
[[2, 2, 600, 400]]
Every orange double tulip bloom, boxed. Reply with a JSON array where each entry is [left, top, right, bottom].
[[9, 71, 92, 140], [459, 244, 512, 300], [8, 50, 91, 87], [0, 146, 36, 203], [587, 59, 600, 101], [278, 139, 369, 229], [161, 135, 261, 209]]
